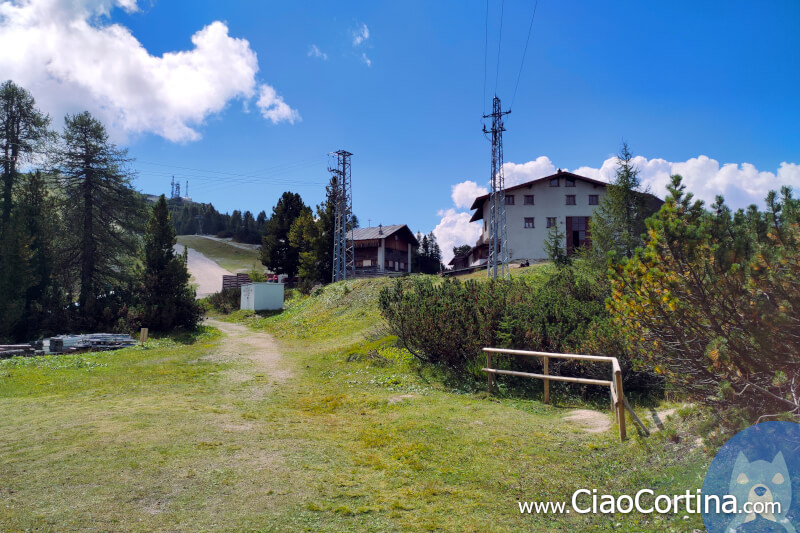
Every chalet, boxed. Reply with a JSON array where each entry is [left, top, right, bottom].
[[349, 224, 418, 275], [468, 170, 661, 262], [448, 250, 472, 271]]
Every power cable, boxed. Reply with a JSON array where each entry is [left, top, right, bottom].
[[494, 0, 505, 95], [510, 0, 540, 110]]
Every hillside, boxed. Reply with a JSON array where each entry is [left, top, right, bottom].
[[176, 235, 264, 274]]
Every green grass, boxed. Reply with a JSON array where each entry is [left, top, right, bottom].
[[1, 277, 711, 531], [177, 235, 263, 273]]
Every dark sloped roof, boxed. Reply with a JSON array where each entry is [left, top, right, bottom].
[[349, 224, 419, 246], [469, 171, 606, 211]]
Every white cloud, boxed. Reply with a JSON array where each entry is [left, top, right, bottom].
[[307, 44, 327, 60], [361, 52, 372, 67], [0, 0, 298, 142], [574, 155, 800, 208], [433, 209, 482, 264], [503, 156, 557, 186], [352, 23, 369, 46], [433, 154, 800, 265], [451, 180, 488, 209], [256, 85, 300, 124]]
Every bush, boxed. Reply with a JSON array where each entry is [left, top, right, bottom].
[[204, 288, 241, 314], [609, 175, 800, 417], [378, 270, 653, 392]]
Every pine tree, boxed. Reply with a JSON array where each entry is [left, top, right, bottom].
[[544, 222, 570, 267], [260, 191, 310, 278], [140, 195, 201, 331], [0, 81, 50, 227], [56, 111, 146, 326], [590, 142, 653, 259], [16, 171, 63, 338]]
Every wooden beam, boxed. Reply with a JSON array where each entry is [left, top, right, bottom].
[[483, 347, 616, 363], [482, 368, 612, 387]]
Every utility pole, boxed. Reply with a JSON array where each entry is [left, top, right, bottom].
[[329, 150, 355, 282], [483, 96, 510, 279]]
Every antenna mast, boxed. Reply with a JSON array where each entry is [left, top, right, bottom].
[[329, 150, 355, 282], [483, 96, 510, 279]]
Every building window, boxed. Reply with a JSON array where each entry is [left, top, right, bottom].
[[524, 194, 534, 205], [566, 195, 576, 205], [547, 217, 556, 228], [550, 178, 560, 187], [363, 259, 372, 267], [589, 194, 599, 205], [565, 177, 576, 187], [505, 195, 515, 205], [524, 217, 534, 228], [387, 260, 394, 268], [399, 262, 405, 270]]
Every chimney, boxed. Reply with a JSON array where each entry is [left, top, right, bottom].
[[557, 168, 562, 173], [378, 223, 383, 235]]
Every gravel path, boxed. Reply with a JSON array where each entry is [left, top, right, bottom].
[[205, 319, 291, 383], [174, 244, 233, 298]]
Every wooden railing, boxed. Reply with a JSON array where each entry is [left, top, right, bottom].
[[482, 348, 647, 442]]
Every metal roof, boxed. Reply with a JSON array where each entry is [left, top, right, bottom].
[[349, 224, 418, 245]]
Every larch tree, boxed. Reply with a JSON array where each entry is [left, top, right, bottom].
[[0, 82, 50, 340], [56, 111, 146, 325]]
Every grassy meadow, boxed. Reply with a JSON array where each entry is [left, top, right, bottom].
[[1, 276, 710, 531]]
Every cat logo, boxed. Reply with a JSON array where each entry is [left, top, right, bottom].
[[726, 452, 795, 533]]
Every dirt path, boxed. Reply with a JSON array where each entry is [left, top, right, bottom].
[[174, 244, 233, 298], [205, 319, 291, 383]]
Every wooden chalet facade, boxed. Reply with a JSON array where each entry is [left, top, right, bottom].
[[349, 224, 418, 276]]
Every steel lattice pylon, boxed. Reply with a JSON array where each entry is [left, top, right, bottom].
[[483, 96, 510, 279], [329, 150, 355, 282]]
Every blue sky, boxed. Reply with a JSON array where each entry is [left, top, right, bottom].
[[1, 0, 799, 257]]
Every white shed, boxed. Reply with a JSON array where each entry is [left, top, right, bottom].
[[240, 282, 284, 311]]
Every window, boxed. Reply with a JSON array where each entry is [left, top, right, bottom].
[[566, 195, 576, 205], [550, 178, 560, 187], [387, 260, 394, 268], [547, 217, 557, 228], [565, 177, 576, 187], [504, 195, 515, 205], [363, 259, 372, 267], [589, 194, 599, 205], [524, 217, 534, 229], [524, 194, 535, 205]]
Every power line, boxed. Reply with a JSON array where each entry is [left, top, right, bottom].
[[510, 0, 540, 110], [494, 0, 506, 95], [483, 0, 489, 115]]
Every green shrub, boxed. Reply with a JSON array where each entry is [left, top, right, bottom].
[[609, 175, 800, 417], [204, 288, 241, 314], [378, 269, 654, 393]]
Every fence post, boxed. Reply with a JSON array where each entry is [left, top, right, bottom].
[[543, 356, 550, 404], [140, 327, 149, 347], [614, 365, 626, 441], [487, 351, 494, 394]]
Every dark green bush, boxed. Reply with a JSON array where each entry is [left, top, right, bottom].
[[204, 288, 241, 314], [378, 269, 657, 393]]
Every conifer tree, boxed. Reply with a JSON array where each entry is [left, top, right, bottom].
[[56, 111, 146, 325], [140, 195, 200, 331], [260, 191, 309, 278], [590, 142, 653, 259]]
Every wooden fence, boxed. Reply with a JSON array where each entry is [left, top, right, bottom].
[[482, 347, 647, 442]]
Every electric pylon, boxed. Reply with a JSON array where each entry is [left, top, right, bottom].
[[483, 96, 511, 279], [329, 150, 355, 282]]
